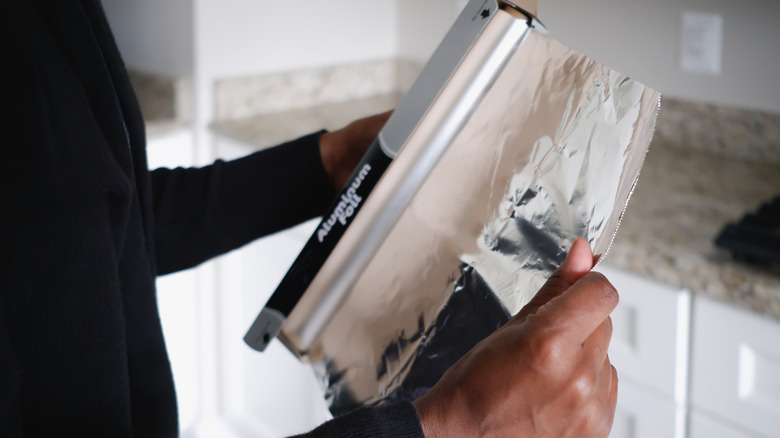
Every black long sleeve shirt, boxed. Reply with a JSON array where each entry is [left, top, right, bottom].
[[0, 2, 424, 436]]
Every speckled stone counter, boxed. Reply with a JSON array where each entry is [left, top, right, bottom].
[[129, 70, 192, 138], [211, 94, 401, 150], [606, 141, 780, 321], [212, 97, 780, 322]]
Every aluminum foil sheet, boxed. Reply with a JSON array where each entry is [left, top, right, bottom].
[[308, 29, 660, 415]]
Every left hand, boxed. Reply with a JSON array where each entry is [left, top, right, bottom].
[[413, 237, 618, 438], [319, 111, 392, 190]]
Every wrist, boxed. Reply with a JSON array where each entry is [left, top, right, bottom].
[[413, 390, 476, 438], [318, 130, 334, 171], [413, 396, 443, 438]]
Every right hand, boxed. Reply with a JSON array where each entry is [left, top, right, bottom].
[[413, 237, 618, 438], [318, 111, 392, 191], [517, 0, 538, 17]]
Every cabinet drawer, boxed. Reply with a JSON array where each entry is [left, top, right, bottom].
[[689, 411, 762, 438], [219, 221, 331, 437], [690, 296, 780, 438], [599, 264, 687, 398], [609, 382, 678, 438]]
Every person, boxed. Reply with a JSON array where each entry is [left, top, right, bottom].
[[0, 1, 618, 437]]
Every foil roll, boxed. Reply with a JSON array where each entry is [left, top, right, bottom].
[[305, 29, 659, 413]]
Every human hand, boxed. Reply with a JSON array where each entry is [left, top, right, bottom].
[[413, 237, 618, 438], [319, 111, 392, 190], [513, 0, 538, 17]]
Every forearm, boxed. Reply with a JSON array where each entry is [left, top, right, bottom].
[[151, 131, 335, 275]]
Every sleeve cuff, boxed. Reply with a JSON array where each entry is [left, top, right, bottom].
[[292, 401, 425, 438]]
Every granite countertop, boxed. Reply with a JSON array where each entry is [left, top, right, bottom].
[[212, 99, 780, 322], [130, 70, 192, 138], [607, 141, 780, 321], [210, 94, 401, 149]]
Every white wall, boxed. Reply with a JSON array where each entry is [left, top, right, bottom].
[[541, 0, 780, 114], [102, 0, 193, 77], [104, 0, 398, 78], [103, 0, 780, 114], [196, 0, 398, 78], [396, 0, 461, 63]]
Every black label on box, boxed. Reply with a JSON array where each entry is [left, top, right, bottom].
[[265, 139, 393, 316]]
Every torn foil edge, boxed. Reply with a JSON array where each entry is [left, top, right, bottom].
[[594, 93, 662, 270]]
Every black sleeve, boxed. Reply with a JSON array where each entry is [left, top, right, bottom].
[[150, 131, 337, 275], [0, 294, 22, 436], [293, 401, 425, 438]]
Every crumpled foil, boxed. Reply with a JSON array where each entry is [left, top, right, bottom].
[[307, 29, 660, 415]]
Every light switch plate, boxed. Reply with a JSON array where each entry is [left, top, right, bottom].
[[680, 11, 723, 75]]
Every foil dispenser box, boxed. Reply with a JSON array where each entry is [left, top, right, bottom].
[[245, 0, 660, 414]]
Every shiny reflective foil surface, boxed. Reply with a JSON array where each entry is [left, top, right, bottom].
[[308, 30, 660, 414]]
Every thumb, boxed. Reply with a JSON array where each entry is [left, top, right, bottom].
[[513, 237, 594, 322]]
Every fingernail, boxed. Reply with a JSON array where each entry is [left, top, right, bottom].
[[564, 237, 583, 259], [564, 237, 592, 273]]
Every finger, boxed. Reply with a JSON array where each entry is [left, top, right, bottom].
[[599, 356, 614, 399], [506, 0, 537, 17], [609, 363, 618, 416], [582, 317, 613, 368], [515, 237, 594, 322], [594, 357, 618, 436], [544, 237, 594, 291], [602, 359, 619, 434], [345, 110, 393, 146], [570, 352, 614, 435], [536, 271, 619, 344]]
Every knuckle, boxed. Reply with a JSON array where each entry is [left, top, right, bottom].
[[586, 272, 619, 305], [580, 404, 601, 432], [545, 272, 569, 290], [532, 331, 567, 368], [575, 403, 610, 436], [570, 370, 598, 403]]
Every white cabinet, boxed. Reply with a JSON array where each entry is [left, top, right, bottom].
[[598, 264, 688, 438], [610, 382, 678, 438], [146, 128, 195, 170], [690, 296, 780, 438], [206, 134, 332, 437], [598, 265, 689, 399], [147, 128, 203, 430], [689, 411, 760, 438], [217, 219, 332, 437], [600, 263, 780, 438]]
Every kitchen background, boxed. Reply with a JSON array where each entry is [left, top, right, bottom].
[[101, 0, 780, 437]]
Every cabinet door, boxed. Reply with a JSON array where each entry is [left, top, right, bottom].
[[148, 129, 203, 430], [146, 129, 195, 170], [690, 296, 780, 438], [598, 265, 688, 399], [609, 382, 678, 438], [218, 219, 332, 437]]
